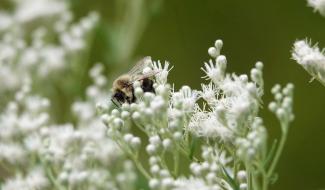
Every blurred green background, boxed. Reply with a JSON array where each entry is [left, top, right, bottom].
[[2, 0, 324, 189], [73, 0, 325, 189]]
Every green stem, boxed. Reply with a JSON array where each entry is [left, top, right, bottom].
[[256, 161, 268, 190], [0, 161, 13, 175], [246, 164, 252, 190], [173, 151, 180, 176], [309, 73, 325, 87], [114, 137, 151, 180], [176, 143, 200, 162], [132, 155, 151, 180], [262, 170, 268, 190], [45, 165, 66, 190], [267, 125, 288, 178]]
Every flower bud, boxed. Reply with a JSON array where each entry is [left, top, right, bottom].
[[149, 179, 160, 189], [131, 137, 141, 149], [255, 61, 263, 70], [173, 132, 182, 141], [268, 102, 277, 112], [214, 39, 223, 50], [217, 55, 227, 71], [150, 164, 160, 175], [240, 183, 248, 190], [162, 178, 173, 188], [208, 47, 218, 58], [123, 134, 133, 143], [146, 144, 157, 155], [111, 109, 120, 117], [162, 139, 172, 150], [121, 111, 130, 119], [132, 112, 141, 120], [135, 87, 144, 97], [237, 170, 247, 181]]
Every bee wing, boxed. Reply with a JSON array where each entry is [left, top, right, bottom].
[[131, 70, 160, 82], [127, 56, 152, 76]]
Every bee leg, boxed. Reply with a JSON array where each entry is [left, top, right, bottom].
[[111, 98, 120, 108]]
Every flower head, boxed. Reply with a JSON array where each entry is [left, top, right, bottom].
[[307, 0, 325, 16], [292, 39, 325, 85], [152, 60, 173, 85]]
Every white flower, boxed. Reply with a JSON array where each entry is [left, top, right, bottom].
[[174, 177, 221, 190], [25, 168, 49, 189], [201, 40, 227, 84], [24, 134, 43, 152], [171, 86, 198, 112], [152, 60, 173, 85], [0, 13, 13, 31], [2, 168, 48, 190], [14, 0, 67, 23], [72, 101, 96, 122], [0, 143, 26, 164], [219, 74, 248, 97], [188, 109, 233, 142], [307, 0, 325, 16], [201, 58, 224, 84], [292, 40, 325, 85], [199, 83, 218, 105], [38, 46, 66, 77]]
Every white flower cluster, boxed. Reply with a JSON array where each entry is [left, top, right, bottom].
[[189, 40, 264, 142], [0, 0, 98, 94], [0, 64, 136, 190], [307, 0, 325, 16], [268, 84, 295, 132], [2, 167, 49, 190], [0, 0, 67, 32], [292, 39, 325, 86], [100, 39, 295, 190], [0, 1, 137, 189]]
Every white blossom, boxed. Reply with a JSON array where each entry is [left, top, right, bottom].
[[307, 0, 325, 16], [152, 60, 173, 85], [292, 39, 325, 85], [14, 0, 67, 23], [174, 178, 221, 190]]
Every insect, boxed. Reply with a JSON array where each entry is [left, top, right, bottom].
[[111, 56, 157, 106]]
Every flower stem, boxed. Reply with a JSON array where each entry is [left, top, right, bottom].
[[267, 123, 288, 179], [173, 151, 180, 176], [114, 137, 151, 180], [45, 165, 66, 190], [132, 155, 151, 180]]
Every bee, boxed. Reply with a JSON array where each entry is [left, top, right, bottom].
[[111, 56, 157, 106]]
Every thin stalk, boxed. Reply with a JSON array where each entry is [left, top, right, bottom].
[[45, 165, 66, 190], [114, 137, 151, 180], [173, 151, 180, 176], [257, 161, 268, 190], [262, 170, 268, 190], [0, 161, 13, 175], [159, 150, 173, 177], [246, 164, 252, 190], [132, 155, 151, 180], [267, 127, 288, 178], [176, 143, 200, 162], [315, 76, 325, 87]]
